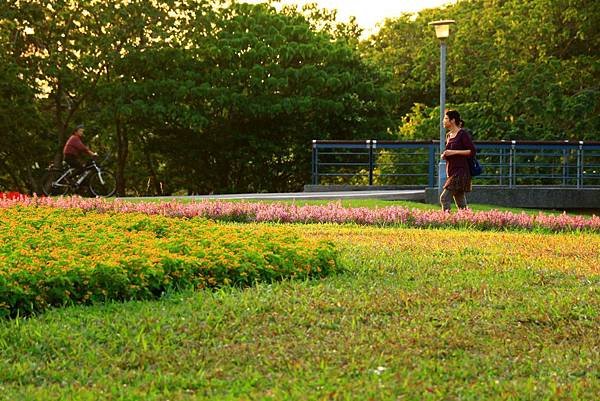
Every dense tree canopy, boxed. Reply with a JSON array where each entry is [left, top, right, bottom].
[[0, 0, 598, 193], [364, 0, 599, 141]]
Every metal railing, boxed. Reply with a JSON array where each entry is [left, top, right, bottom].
[[311, 140, 600, 188]]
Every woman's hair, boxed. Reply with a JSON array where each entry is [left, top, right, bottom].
[[446, 109, 464, 127]]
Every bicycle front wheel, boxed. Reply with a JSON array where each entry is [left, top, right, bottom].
[[41, 170, 70, 196], [88, 170, 116, 197]]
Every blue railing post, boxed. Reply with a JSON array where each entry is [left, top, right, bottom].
[[372, 140, 378, 185], [312, 140, 318, 185], [499, 147, 505, 186], [577, 141, 583, 188], [562, 145, 568, 186], [509, 140, 516, 188], [428, 144, 436, 187], [367, 140, 374, 186]]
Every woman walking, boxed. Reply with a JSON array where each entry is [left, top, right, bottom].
[[440, 110, 476, 211]]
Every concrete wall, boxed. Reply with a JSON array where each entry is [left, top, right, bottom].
[[305, 184, 600, 209], [425, 186, 600, 209]]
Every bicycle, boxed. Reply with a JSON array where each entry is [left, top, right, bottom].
[[41, 154, 117, 197]]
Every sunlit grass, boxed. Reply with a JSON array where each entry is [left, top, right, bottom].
[[1, 223, 598, 400]]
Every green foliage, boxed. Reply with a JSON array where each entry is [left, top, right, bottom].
[[144, 1, 394, 194], [364, 0, 600, 141], [399, 102, 509, 140], [0, 207, 339, 317], [0, 11, 49, 192], [0, 0, 394, 195]]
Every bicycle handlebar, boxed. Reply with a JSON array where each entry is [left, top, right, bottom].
[[89, 152, 111, 167]]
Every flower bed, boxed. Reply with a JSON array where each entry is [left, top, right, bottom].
[[2, 196, 599, 233], [0, 207, 338, 317]]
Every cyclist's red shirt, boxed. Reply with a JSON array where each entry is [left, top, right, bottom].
[[63, 134, 90, 157]]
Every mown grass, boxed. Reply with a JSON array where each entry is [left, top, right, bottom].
[[254, 198, 521, 212], [1, 223, 598, 400]]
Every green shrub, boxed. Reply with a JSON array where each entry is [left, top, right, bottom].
[[0, 207, 339, 317]]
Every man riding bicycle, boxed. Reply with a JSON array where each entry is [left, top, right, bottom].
[[63, 124, 97, 174], [42, 125, 115, 197]]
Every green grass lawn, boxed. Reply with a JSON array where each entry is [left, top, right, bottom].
[[263, 198, 534, 213], [1, 223, 598, 400]]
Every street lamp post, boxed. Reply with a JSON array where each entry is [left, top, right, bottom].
[[428, 19, 455, 194]]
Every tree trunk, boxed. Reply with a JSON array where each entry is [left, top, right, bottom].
[[25, 164, 40, 195], [141, 135, 162, 195], [52, 83, 67, 168], [0, 158, 23, 192], [115, 117, 128, 196]]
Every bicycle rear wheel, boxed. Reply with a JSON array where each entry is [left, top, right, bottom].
[[88, 170, 116, 197], [41, 170, 70, 196]]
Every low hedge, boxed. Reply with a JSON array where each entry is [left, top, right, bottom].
[[0, 207, 339, 317]]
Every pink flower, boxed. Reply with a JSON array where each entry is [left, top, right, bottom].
[[1, 196, 598, 233]]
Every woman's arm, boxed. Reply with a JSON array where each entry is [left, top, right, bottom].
[[442, 130, 476, 159], [442, 149, 471, 158]]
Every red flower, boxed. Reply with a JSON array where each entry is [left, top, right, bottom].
[[0, 192, 28, 200]]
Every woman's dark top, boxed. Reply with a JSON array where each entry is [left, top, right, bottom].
[[443, 128, 476, 193]]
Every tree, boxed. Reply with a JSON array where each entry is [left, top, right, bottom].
[[84, 0, 212, 195], [148, 1, 395, 193], [0, 5, 49, 192], [363, 0, 600, 141]]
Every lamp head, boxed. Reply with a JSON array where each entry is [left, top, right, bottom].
[[428, 20, 456, 39]]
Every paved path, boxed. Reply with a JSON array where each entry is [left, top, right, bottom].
[[119, 189, 425, 202]]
